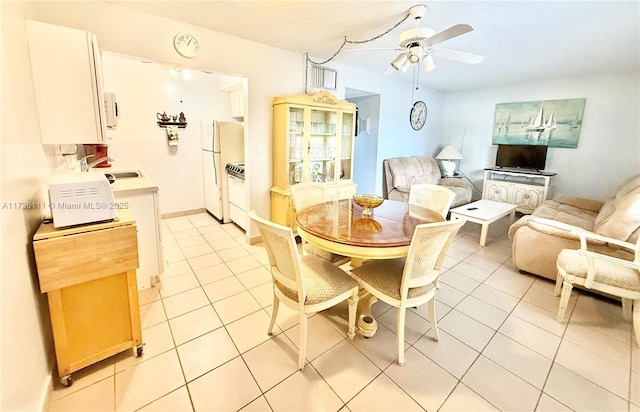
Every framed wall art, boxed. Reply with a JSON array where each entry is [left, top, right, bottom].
[[492, 98, 586, 148]]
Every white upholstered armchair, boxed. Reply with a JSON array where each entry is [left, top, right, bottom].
[[555, 230, 640, 346]]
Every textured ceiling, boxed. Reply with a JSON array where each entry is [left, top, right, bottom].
[[107, 1, 639, 92]]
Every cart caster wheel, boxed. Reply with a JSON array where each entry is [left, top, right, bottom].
[[136, 345, 144, 358], [60, 375, 73, 387]]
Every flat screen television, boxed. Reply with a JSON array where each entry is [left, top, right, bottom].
[[495, 144, 547, 171]]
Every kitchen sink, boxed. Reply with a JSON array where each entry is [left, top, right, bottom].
[[105, 171, 143, 179], [112, 171, 143, 178], [104, 171, 143, 184]]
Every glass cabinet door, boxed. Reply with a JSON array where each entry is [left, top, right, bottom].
[[288, 107, 304, 186], [308, 109, 337, 183], [339, 111, 354, 181]]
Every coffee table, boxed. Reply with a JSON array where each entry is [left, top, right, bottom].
[[449, 199, 517, 246]]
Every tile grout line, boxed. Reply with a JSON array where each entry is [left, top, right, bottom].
[[427, 222, 555, 411], [51, 214, 633, 411]]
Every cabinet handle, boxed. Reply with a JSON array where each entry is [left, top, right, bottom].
[[524, 194, 530, 199]]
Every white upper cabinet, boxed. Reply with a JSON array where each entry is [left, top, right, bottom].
[[26, 20, 107, 144], [230, 88, 244, 119]]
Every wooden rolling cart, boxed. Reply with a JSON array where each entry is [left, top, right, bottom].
[[32, 209, 143, 386]]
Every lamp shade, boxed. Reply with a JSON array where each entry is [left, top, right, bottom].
[[435, 145, 464, 160]]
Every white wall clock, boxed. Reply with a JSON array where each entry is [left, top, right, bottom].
[[410, 101, 427, 130], [173, 32, 199, 58]]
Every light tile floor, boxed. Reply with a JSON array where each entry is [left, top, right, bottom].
[[47, 212, 640, 411]]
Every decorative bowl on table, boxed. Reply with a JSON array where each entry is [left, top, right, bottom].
[[353, 194, 384, 216]]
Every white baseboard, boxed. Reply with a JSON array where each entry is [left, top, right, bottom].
[[40, 371, 54, 412], [161, 208, 206, 219]]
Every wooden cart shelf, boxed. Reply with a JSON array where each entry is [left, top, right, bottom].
[[33, 209, 143, 386]]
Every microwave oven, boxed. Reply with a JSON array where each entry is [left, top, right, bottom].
[[48, 171, 116, 228]]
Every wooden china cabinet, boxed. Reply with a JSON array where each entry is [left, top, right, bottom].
[[270, 90, 357, 231]]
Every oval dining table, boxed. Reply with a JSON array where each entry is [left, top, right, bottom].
[[295, 198, 444, 337]]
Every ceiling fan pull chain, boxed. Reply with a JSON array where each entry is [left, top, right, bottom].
[[410, 66, 416, 104]]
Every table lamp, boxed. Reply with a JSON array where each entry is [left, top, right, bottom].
[[436, 145, 464, 177]]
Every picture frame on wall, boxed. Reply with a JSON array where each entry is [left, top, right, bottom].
[[492, 98, 586, 148]]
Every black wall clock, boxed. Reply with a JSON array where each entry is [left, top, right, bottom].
[[410, 101, 427, 130]]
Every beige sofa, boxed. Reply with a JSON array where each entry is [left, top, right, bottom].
[[382, 156, 472, 208], [509, 174, 640, 280]]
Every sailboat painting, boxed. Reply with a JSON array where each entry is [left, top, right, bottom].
[[492, 98, 586, 148]]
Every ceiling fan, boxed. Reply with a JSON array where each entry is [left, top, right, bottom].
[[349, 4, 484, 74]]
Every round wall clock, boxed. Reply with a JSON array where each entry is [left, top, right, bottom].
[[410, 100, 427, 130], [173, 32, 199, 58]]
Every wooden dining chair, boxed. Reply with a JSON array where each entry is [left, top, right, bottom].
[[248, 210, 360, 370], [408, 184, 456, 218], [350, 219, 465, 366], [290, 182, 350, 265], [555, 230, 640, 346]]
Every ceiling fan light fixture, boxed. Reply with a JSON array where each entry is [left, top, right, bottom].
[[391, 53, 408, 71], [423, 54, 436, 72], [408, 45, 423, 64], [399, 27, 436, 48], [400, 59, 411, 73]]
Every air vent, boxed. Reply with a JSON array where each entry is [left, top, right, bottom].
[[311, 65, 337, 90]]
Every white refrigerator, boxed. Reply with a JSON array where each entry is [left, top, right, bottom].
[[201, 121, 244, 222]]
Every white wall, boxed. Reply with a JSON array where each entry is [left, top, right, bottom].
[[1, 2, 61, 410], [442, 72, 640, 201], [24, 1, 440, 234], [0, 2, 296, 408], [349, 93, 381, 195], [331, 61, 447, 195], [1, 3, 433, 408], [7, 2, 636, 409], [101, 54, 242, 214], [24, 0, 302, 241]]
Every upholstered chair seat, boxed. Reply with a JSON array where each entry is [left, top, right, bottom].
[[248, 210, 360, 370], [350, 219, 465, 366], [555, 230, 640, 346]]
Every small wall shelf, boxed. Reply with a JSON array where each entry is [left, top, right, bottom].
[[157, 121, 187, 129]]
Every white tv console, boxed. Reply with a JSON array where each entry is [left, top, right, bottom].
[[482, 168, 556, 214]]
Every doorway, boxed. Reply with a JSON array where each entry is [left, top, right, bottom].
[[346, 88, 381, 195]]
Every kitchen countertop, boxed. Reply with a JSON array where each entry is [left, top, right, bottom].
[[103, 162, 159, 196]]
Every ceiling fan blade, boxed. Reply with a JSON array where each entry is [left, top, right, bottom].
[[432, 47, 484, 64], [426, 24, 473, 46]]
